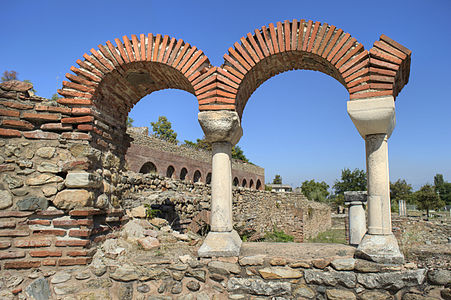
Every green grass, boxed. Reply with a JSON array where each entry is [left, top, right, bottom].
[[306, 228, 346, 244], [264, 228, 294, 242]]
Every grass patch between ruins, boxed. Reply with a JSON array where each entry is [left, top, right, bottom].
[[306, 228, 346, 244]]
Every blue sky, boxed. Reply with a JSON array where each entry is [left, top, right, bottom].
[[2, 0, 450, 190]]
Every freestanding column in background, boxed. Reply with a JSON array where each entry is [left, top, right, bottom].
[[197, 111, 243, 257], [345, 191, 367, 246], [347, 96, 404, 264]]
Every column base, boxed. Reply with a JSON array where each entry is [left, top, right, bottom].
[[355, 233, 404, 264], [198, 230, 242, 257]]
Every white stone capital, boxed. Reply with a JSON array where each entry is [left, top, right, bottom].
[[198, 111, 242, 145], [347, 96, 396, 139]]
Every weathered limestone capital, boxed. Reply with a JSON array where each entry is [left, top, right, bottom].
[[344, 191, 367, 206], [347, 96, 396, 139], [198, 111, 243, 145]]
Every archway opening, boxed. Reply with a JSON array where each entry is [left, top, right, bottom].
[[256, 180, 262, 190], [166, 165, 175, 178], [249, 179, 254, 188], [139, 162, 157, 174], [233, 177, 239, 187], [193, 170, 202, 183], [206, 173, 212, 184], [180, 168, 188, 180], [242, 179, 247, 187]]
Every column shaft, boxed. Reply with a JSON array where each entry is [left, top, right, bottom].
[[366, 134, 392, 235], [210, 141, 233, 232]]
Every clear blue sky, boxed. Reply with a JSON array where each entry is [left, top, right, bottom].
[[2, 0, 450, 190]]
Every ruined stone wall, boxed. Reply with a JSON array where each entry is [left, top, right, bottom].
[[118, 172, 331, 242], [126, 128, 265, 189]]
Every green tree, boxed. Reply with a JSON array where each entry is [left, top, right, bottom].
[[434, 174, 451, 205], [183, 137, 249, 162], [127, 117, 134, 127], [231, 145, 249, 162], [272, 175, 282, 184], [333, 168, 367, 205], [51, 93, 61, 101], [301, 180, 330, 202], [390, 179, 414, 212], [1, 70, 18, 82], [151, 116, 178, 144], [415, 184, 445, 220]]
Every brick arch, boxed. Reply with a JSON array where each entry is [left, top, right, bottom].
[[58, 33, 211, 154], [196, 20, 410, 116]]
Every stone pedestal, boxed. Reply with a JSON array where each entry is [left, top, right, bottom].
[[344, 191, 367, 246], [197, 111, 243, 257], [348, 96, 404, 264]]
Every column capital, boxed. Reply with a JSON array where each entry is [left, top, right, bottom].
[[198, 111, 242, 145], [344, 191, 367, 206], [347, 96, 396, 139]]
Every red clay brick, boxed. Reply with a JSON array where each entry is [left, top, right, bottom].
[[0, 240, 11, 249], [4, 260, 41, 269], [35, 105, 71, 114], [123, 35, 135, 62], [55, 240, 89, 247], [146, 33, 154, 62], [36, 210, 65, 217], [40, 123, 72, 131], [27, 220, 51, 226], [61, 132, 92, 140], [22, 112, 60, 121], [312, 22, 328, 54], [252, 29, 269, 58], [57, 98, 93, 106], [0, 230, 29, 237], [61, 116, 94, 124], [317, 25, 335, 56], [0, 108, 20, 117], [380, 34, 411, 56], [12, 287, 22, 294], [0, 128, 21, 137], [77, 124, 93, 131], [69, 209, 103, 217], [32, 229, 66, 236], [199, 104, 235, 111], [22, 130, 59, 140], [168, 38, 183, 65], [140, 34, 147, 61], [349, 90, 393, 100], [1, 119, 34, 130], [53, 220, 79, 227], [335, 43, 363, 69], [262, 25, 274, 55], [327, 33, 351, 62], [157, 35, 169, 62], [66, 250, 89, 257], [77, 219, 94, 226], [57, 89, 92, 99], [152, 34, 162, 62], [29, 250, 62, 257], [302, 20, 313, 51], [106, 40, 124, 65], [69, 229, 91, 238], [0, 211, 33, 218], [42, 258, 57, 266], [70, 66, 101, 83], [269, 23, 279, 53], [0, 100, 33, 110], [58, 257, 92, 266], [65, 73, 98, 88], [0, 251, 25, 259], [91, 48, 114, 71], [322, 28, 343, 59], [62, 80, 95, 94], [71, 107, 92, 115]]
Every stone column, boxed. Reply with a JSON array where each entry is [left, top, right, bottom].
[[197, 110, 243, 257], [344, 191, 367, 246], [347, 96, 404, 264]]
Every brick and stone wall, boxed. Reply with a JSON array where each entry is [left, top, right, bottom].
[[118, 172, 331, 242], [125, 127, 265, 189]]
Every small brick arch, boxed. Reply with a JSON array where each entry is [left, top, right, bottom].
[[139, 161, 157, 174], [180, 167, 188, 180], [249, 179, 254, 188], [193, 170, 202, 183], [166, 165, 175, 178], [242, 178, 247, 187]]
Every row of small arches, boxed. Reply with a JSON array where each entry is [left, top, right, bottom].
[[139, 161, 261, 189]]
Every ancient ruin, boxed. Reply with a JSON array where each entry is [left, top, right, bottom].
[[1, 20, 448, 300]]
